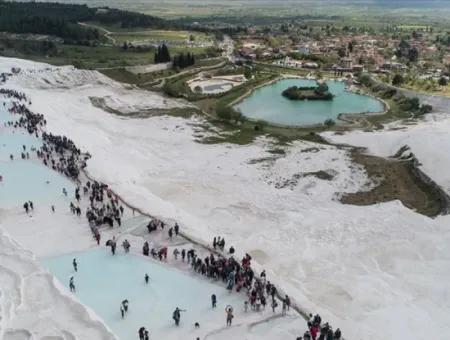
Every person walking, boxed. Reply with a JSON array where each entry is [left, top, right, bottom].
[[211, 294, 217, 308], [172, 307, 185, 326], [69, 276, 75, 292], [226, 306, 234, 326]]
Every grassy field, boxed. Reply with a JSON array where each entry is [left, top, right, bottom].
[[374, 74, 450, 99], [101, 57, 226, 85], [0, 39, 212, 70], [0, 21, 216, 70], [110, 30, 212, 44], [402, 83, 450, 97], [88, 1, 450, 23], [397, 24, 430, 30], [83, 22, 214, 46]]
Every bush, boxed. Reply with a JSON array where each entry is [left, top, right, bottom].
[[358, 73, 373, 87], [216, 105, 233, 120], [398, 97, 420, 111], [72, 60, 86, 69], [254, 119, 267, 131], [381, 88, 397, 99], [417, 104, 433, 115], [216, 104, 245, 123], [439, 77, 448, 87], [392, 74, 404, 86], [324, 119, 336, 127], [244, 67, 252, 80]]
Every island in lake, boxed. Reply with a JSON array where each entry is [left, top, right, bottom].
[[282, 82, 334, 101]]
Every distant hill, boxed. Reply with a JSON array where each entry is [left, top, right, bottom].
[[13, 0, 450, 20], [344, 0, 450, 8], [0, 2, 177, 44], [16, 0, 450, 8]]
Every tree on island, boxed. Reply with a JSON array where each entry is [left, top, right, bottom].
[[282, 82, 334, 101], [315, 83, 329, 95]]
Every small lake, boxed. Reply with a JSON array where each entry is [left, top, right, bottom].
[[234, 79, 384, 126]]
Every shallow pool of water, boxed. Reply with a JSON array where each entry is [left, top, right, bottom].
[[0, 160, 75, 209], [43, 249, 244, 340], [0, 101, 18, 124], [203, 83, 232, 93], [234, 79, 384, 126], [0, 129, 42, 161], [0, 101, 74, 208]]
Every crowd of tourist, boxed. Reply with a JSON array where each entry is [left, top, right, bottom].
[[2, 86, 344, 339], [0, 68, 20, 84], [3, 90, 126, 244]]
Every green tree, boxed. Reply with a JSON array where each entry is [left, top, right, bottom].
[[392, 74, 404, 86], [154, 44, 171, 64], [324, 119, 335, 127], [243, 67, 252, 80], [348, 41, 354, 53], [408, 47, 419, 62], [418, 104, 433, 115], [337, 47, 346, 58]]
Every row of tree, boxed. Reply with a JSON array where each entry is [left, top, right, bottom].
[[392, 73, 448, 87], [173, 52, 195, 69], [358, 73, 433, 117], [154, 44, 171, 63]]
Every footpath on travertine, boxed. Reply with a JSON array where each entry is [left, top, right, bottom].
[[81, 168, 311, 322]]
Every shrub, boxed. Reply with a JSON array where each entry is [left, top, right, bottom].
[[392, 74, 404, 86], [381, 88, 397, 99], [216, 105, 233, 120], [358, 73, 373, 87], [324, 119, 336, 127], [254, 119, 267, 131], [244, 67, 252, 80], [417, 104, 433, 115], [398, 97, 420, 111], [439, 76, 448, 87]]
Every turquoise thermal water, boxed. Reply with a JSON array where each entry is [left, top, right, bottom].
[[0, 101, 75, 208], [234, 79, 384, 126], [43, 249, 244, 340]]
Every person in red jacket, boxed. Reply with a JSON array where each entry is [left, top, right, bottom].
[[310, 324, 319, 340]]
